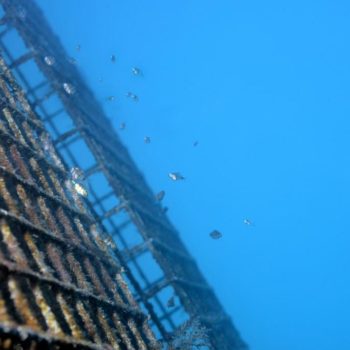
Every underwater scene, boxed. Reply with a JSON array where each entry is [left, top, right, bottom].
[[0, 1, 349, 349]]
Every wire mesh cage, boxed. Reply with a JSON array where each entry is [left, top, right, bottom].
[[0, 54, 159, 350], [0, 1, 247, 349]]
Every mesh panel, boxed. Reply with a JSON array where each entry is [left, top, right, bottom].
[[0, 55, 159, 350], [0, 1, 248, 349]]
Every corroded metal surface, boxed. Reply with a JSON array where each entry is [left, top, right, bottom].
[[0, 56, 158, 350], [0, 1, 247, 349]]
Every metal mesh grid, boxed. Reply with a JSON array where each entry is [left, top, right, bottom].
[[0, 55, 159, 350], [0, 1, 248, 348]]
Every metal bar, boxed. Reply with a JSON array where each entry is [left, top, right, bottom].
[[0, 208, 119, 273], [9, 51, 33, 68], [42, 107, 64, 121], [25, 79, 48, 95], [100, 202, 126, 221], [0, 258, 145, 322], [120, 240, 149, 262], [0, 155, 93, 225], [53, 127, 80, 145]]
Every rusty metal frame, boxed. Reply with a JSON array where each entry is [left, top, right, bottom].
[[0, 55, 159, 349], [0, 1, 247, 349]]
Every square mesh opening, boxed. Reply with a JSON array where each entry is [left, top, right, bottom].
[[17, 59, 46, 88], [1, 27, 27, 58], [60, 138, 95, 170]]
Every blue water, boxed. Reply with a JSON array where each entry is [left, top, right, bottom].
[[37, 1, 350, 349]]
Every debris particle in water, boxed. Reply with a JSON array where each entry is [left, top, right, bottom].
[[168, 172, 185, 181], [193, 141, 199, 147], [98, 77, 103, 83], [132, 67, 142, 76], [44, 56, 55, 66], [111, 54, 116, 63], [209, 230, 222, 240], [119, 122, 126, 130], [162, 206, 169, 213], [167, 296, 175, 308], [63, 82, 75, 95], [76, 44, 81, 51], [243, 218, 253, 226], [126, 92, 139, 102], [107, 95, 116, 102], [144, 136, 151, 144], [155, 190, 165, 201]]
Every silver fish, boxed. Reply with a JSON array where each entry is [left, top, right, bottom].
[[243, 218, 254, 226], [168, 172, 185, 181], [126, 92, 139, 101], [107, 95, 116, 102], [132, 67, 142, 76]]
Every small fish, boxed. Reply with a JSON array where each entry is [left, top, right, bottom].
[[209, 230, 222, 240], [120, 122, 126, 130], [168, 172, 185, 181], [193, 141, 199, 147], [131, 67, 142, 76], [144, 136, 151, 144], [243, 218, 254, 226], [106, 95, 116, 102], [126, 92, 139, 101], [111, 54, 116, 63], [72, 181, 88, 197], [167, 296, 175, 308], [155, 190, 165, 201]]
